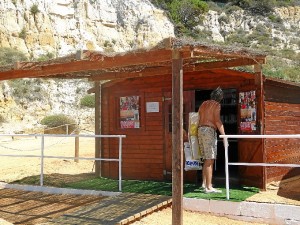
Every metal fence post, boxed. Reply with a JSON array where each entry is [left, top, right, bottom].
[[40, 135, 45, 186], [224, 137, 230, 200], [119, 136, 122, 192]]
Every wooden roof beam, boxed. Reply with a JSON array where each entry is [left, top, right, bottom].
[[89, 57, 261, 81], [0, 49, 174, 80], [187, 57, 263, 71], [191, 46, 266, 63]]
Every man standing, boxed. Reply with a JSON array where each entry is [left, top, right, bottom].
[[198, 87, 226, 193]]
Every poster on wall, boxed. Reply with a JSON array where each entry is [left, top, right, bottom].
[[239, 91, 257, 132], [120, 96, 140, 129]]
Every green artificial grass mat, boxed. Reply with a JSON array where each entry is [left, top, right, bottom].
[[12, 175, 259, 202]]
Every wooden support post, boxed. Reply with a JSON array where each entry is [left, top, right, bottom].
[[172, 50, 183, 225], [254, 64, 264, 134], [74, 128, 79, 163], [95, 81, 101, 176], [254, 63, 266, 190]]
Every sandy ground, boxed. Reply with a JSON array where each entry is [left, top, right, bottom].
[[0, 135, 299, 225], [0, 135, 95, 183], [130, 207, 268, 225]]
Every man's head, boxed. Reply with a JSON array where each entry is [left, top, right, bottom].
[[210, 87, 223, 102]]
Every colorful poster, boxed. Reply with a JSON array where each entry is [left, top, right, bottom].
[[120, 96, 140, 129], [239, 91, 256, 132]]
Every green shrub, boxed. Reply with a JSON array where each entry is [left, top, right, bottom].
[[263, 57, 300, 82], [30, 4, 40, 15], [0, 115, 5, 124], [0, 48, 27, 66], [228, 0, 276, 15], [36, 52, 54, 61], [224, 5, 242, 14], [41, 114, 77, 134], [19, 28, 27, 39], [218, 15, 230, 24], [8, 78, 45, 101], [80, 95, 95, 108], [268, 14, 283, 23], [169, 0, 209, 33]]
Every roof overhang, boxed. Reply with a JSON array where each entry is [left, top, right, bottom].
[[0, 37, 266, 81]]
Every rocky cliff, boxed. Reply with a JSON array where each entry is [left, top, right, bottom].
[[0, 0, 174, 133]]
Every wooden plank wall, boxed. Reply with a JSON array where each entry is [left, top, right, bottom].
[[264, 79, 300, 183], [101, 75, 171, 180]]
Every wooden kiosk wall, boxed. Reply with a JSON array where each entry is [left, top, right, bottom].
[[264, 78, 300, 183], [100, 69, 266, 186]]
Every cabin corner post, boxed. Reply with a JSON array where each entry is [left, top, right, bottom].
[[254, 63, 266, 189], [171, 49, 183, 225], [95, 81, 101, 177], [254, 64, 265, 135]]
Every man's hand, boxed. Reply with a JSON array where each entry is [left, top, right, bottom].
[[223, 139, 229, 149]]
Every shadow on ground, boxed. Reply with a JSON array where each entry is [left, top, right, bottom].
[[277, 169, 300, 201], [0, 188, 105, 225]]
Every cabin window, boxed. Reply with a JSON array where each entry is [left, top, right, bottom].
[[119, 95, 140, 129]]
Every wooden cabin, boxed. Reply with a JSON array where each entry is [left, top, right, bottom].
[[101, 69, 300, 187], [0, 38, 299, 189], [99, 69, 300, 189]]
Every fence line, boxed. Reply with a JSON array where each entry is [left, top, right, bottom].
[[0, 134, 126, 191], [219, 134, 300, 200]]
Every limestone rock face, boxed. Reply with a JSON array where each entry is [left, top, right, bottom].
[[0, 0, 175, 58], [0, 0, 174, 133], [198, 6, 300, 51]]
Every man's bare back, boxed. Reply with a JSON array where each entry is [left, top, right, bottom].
[[198, 100, 224, 135]]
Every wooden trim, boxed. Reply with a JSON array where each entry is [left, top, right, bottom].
[[95, 81, 101, 176]]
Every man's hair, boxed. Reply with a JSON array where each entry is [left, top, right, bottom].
[[210, 87, 223, 102]]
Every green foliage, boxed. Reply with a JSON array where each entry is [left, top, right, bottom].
[[228, 0, 276, 15], [30, 4, 40, 15], [0, 48, 27, 66], [19, 27, 27, 39], [36, 52, 55, 61], [263, 57, 300, 82], [41, 114, 76, 132], [8, 78, 45, 101], [169, 0, 209, 31], [80, 94, 95, 108], [224, 5, 242, 14], [218, 14, 230, 24], [0, 115, 5, 124], [103, 40, 112, 48], [268, 14, 283, 23]]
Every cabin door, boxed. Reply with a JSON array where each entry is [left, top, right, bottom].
[[163, 91, 194, 180]]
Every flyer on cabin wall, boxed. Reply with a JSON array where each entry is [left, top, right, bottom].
[[120, 96, 140, 128], [239, 91, 257, 132]]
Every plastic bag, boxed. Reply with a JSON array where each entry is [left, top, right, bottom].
[[184, 142, 202, 171]]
